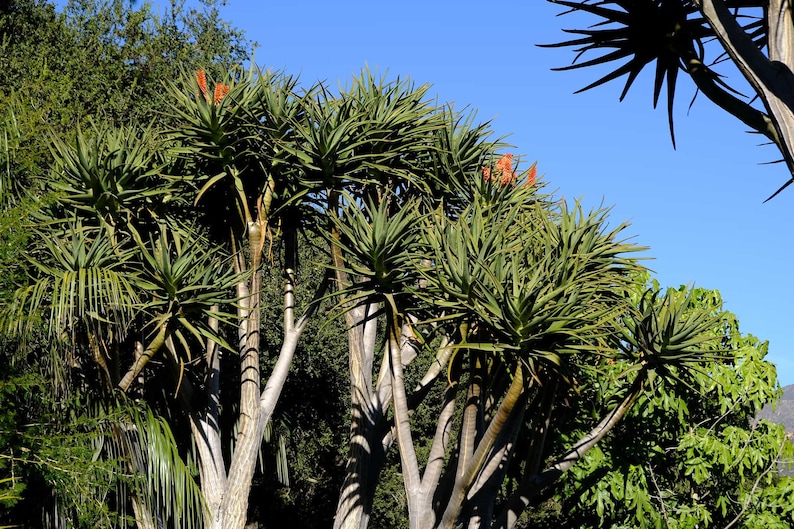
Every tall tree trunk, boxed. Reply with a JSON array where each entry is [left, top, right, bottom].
[[193, 305, 227, 524], [439, 362, 525, 529], [331, 200, 385, 529], [191, 222, 318, 529]]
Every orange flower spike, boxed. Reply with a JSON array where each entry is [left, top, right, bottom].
[[214, 83, 230, 105], [495, 153, 515, 185], [197, 70, 208, 100], [525, 164, 537, 187], [495, 153, 513, 173], [482, 166, 492, 182]]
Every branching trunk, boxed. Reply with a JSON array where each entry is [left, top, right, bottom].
[[212, 223, 265, 529], [439, 362, 525, 529], [386, 299, 424, 529], [117, 324, 169, 392], [186, 220, 322, 529], [192, 306, 226, 524], [494, 371, 647, 529], [332, 299, 385, 529], [331, 196, 382, 529], [465, 391, 528, 529], [419, 381, 457, 505]]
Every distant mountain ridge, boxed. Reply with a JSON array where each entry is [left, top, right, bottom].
[[757, 384, 794, 429], [757, 384, 794, 476]]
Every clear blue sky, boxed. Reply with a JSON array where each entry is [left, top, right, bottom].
[[133, 1, 794, 384]]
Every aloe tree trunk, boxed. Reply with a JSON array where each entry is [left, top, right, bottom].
[[331, 300, 385, 529], [185, 221, 320, 529], [692, 0, 794, 198], [436, 361, 526, 529], [330, 201, 386, 529], [494, 372, 647, 529]]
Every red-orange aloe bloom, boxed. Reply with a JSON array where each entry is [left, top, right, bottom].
[[214, 83, 230, 105], [197, 70, 208, 100], [495, 154, 516, 185], [483, 154, 527, 186], [495, 153, 513, 173], [500, 170, 517, 185], [525, 164, 537, 187]]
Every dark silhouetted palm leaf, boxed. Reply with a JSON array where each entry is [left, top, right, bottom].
[[543, 0, 711, 147], [543, 1, 794, 199]]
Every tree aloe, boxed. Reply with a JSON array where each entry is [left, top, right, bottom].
[[2, 60, 756, 529], [327, 146, 725, 528]]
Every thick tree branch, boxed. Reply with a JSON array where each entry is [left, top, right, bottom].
[[695, 0, 794, 197], [495, 370, 646, 529], [420, 383, 458, 501], [117, 323, 169, 392], [685, 55, 779, 143], [191, 304, 226, 523], [440, 362, 525, 529], [386, 296, 423, 529]]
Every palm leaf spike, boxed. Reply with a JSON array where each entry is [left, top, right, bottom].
[[51, 124, 170, 229], [6, 221, 140, 342], [544, 0, 711, 148], [328, 193, 422, 301]]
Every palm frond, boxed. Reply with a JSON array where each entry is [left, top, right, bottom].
[[130, 223, 242, 357], [544, 0, 711, 147], [126, 404, 206, 529], [418, 179, 645, 379], [3, 221, 139, 339], [621, 285, 726, 368], [50, 123, 172, 224]]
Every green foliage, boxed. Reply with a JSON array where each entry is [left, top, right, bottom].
[[418, 188, 642, 376], [120, 400, 207, 529], [0, 353, 120, 528], [0, 0, 254, 526], [3, 3, 793, 528], [527, 283, 794, 529], [51, 124, 171, 223], [0, 0, 251, 194]]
